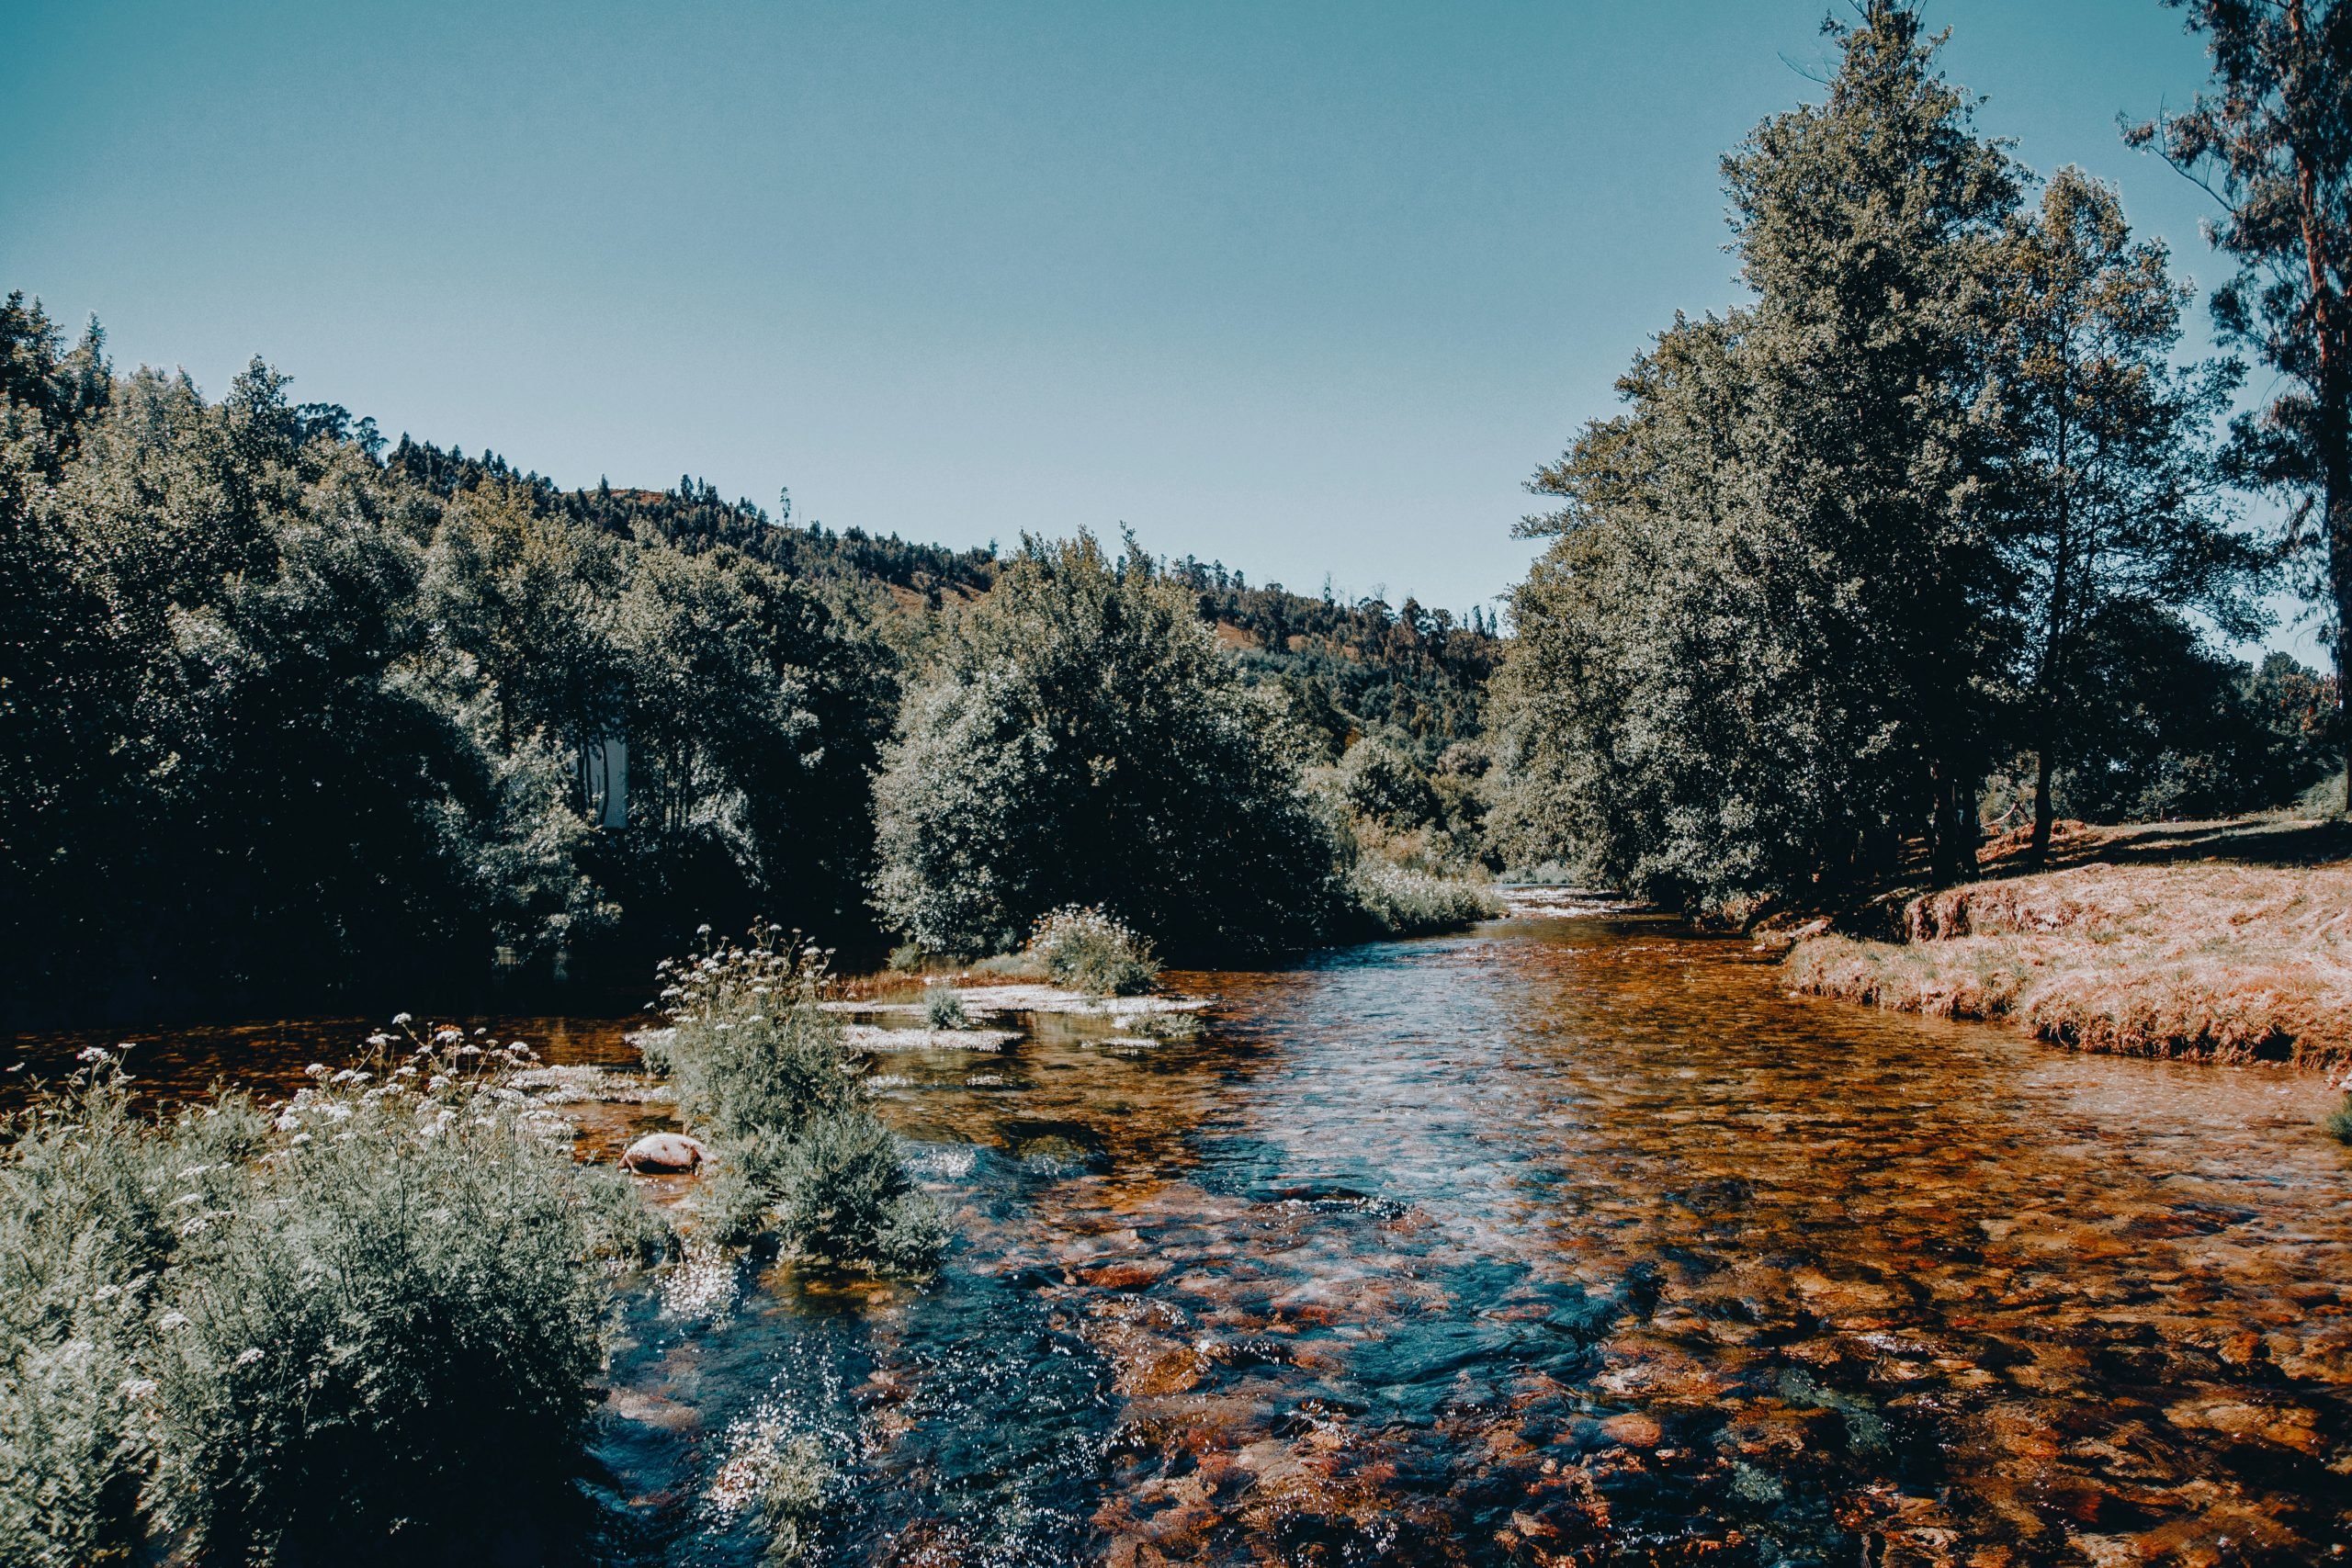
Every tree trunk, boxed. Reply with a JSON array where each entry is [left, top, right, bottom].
[[2335, 485, 2351, 813], [2030, 746, 2056, 863], [1928, 759, 1979, 886]]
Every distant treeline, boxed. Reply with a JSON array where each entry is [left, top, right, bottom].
[[1488, 2, 2345, 911], [0, 300, 1495, 1025]]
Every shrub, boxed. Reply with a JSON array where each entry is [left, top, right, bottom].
[[775, 1111, 949, 1274], [1346, 859, 1501, 937], [650, 929, 944, 1272], [1025, 906, 1160, 996], [1337, 738, 1442, 829], [0, 1067, 263, 1567], [871, 532, 1344, 959], [2325, 1095, 2352, 1145], [1128, 1010, 1204, 1043], [0, 1034, 643, 1565], [152, 1058, 622, 1561], [922, 987, 972, 1030]]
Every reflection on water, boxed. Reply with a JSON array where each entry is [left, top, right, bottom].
[[12, 917, 2352, 1564]]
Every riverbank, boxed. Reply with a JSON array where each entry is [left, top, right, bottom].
[[1781, 816, 2352, 1067]]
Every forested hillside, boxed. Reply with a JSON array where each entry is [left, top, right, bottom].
[[0, 300, 1497, 1024]]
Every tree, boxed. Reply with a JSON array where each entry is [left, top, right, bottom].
[[1985, 166, 2261, 861], [2130, 0, 2352, 807], [1723, 0, 2021, 883], [1496, 2, 2023, 906], [872, 532, 1340, 958]]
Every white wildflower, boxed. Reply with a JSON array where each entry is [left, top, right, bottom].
[[157, 1312, 190, 1331], [119, 1378, 158, 1401], [233, 1348, 265, 1368], [75, 1045, 109, 1064], [303, 1063, 329, 1078], [391, 1011, 413, 1025]]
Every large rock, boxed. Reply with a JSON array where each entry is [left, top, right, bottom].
[[623, 1132, 710, 1174]]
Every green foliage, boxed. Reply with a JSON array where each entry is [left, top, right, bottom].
[[650, 930, 943, 1270], [1024, 906, 1161, 996], [1160, 556, 1503, 761], [1127, 1010, 1203, 1043], [1337, 737, 1442, 829], [774, 1111, 948, 1273], [872, 533, 1344, 959], [0, 306, 897, 1022], [922, 986, 972, 1030], [0, 1072, 261, 1567], [1984, 165, 2256, 857], [0, 1041, 637, 1565], [2130, 0, 2352, 801], [1493, 4, 2286, 908], [1345, 859, 1503, 938], [152, 1072, 617, 1561]]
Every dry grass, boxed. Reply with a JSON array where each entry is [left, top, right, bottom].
[[1783, 818, 2352, 1067]]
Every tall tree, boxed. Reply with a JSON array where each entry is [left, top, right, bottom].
[[1724, 0, 2022, 883], [1496, 1, 2025, 905], [1985, 166, 2259, 862], [2130, 0, 2352, 807]]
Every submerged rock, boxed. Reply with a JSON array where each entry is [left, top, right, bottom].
[[623, 1132, 710, 1174]]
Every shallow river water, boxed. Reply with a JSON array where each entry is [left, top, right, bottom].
[[14, 914, 2352, 1565]]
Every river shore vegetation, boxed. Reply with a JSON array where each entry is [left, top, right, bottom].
[[0, 319, 1497, 1028], [1487, 3, 2344, 916], [0, 1031, 661, 1566], [639, 929, 943, 1267]]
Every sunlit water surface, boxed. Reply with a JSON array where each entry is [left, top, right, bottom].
[[12, 916, 2351, 1566]]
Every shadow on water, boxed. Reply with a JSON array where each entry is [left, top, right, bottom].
[[14, 917, 2352, 1564]]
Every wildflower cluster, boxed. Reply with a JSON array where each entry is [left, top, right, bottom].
[[0, 1024, 657, 1565], [1024, 906, 1160, 997], [647, 925, 945, 1271]]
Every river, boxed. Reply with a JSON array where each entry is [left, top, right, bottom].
[[12, 911, 2350, 1565]]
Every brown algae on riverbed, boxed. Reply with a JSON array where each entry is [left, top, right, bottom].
[[11, 917, 2352, 1565]]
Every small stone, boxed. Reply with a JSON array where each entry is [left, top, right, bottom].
[[623, 1132, 710, 1174]]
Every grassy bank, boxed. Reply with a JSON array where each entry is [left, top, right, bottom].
[[1781, 817, 2352, 1067]]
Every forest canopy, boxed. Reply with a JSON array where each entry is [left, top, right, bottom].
[[0, 304, 1493, 1023]]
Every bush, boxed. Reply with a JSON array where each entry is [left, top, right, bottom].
[[153, 1065, 624, 1560], [1346, 859, 1501, 937], [922, 986, 972, 1030], [0, 1035, 641, 1565], [1025, 906, 1160, 996], [872, 532, 1344, 960], [650, 929, 944, 1271], [775, 1111, 949, 1274], [0, 1068, 264, 1567], [1337, 738, 1441, 829]]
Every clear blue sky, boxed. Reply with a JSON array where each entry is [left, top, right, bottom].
[[2, 0, 2318, 654]]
